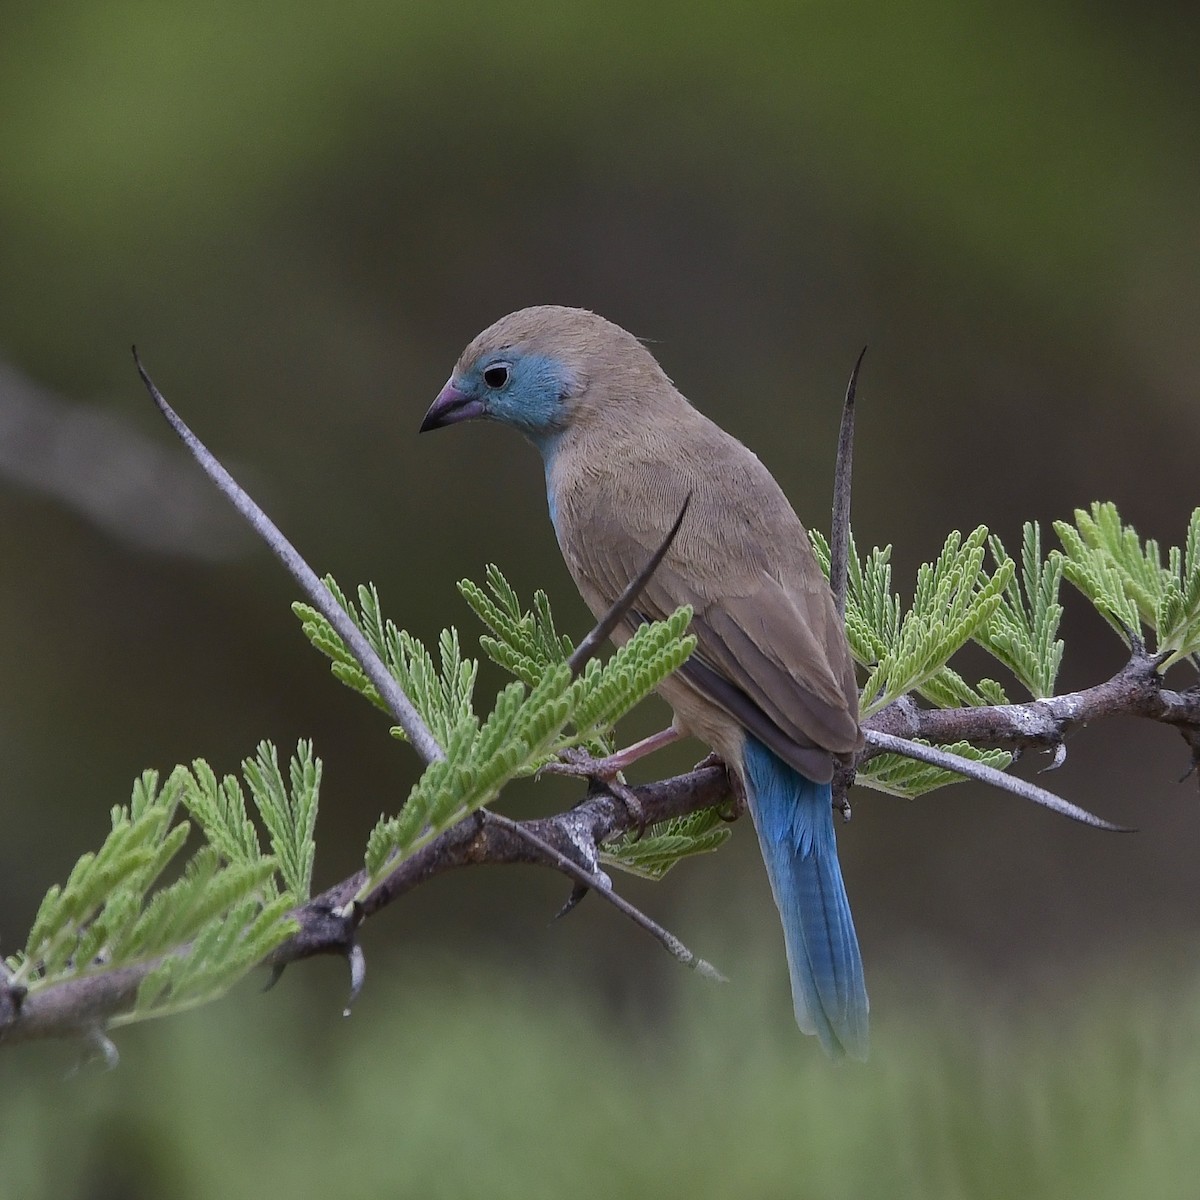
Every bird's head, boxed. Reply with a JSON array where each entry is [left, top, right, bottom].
[[420, 306, 665, 455]]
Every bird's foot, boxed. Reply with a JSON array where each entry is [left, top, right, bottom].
[[690, 753, 745, 821], [539, 747, 648, 839], [539, 745, 628, 784]]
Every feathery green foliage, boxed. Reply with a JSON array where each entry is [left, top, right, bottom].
[[811, 527, 1013, 719], [809, 524, 1066, 797], [855, 527, 1012, 716], [352, 567, 697, 894], [361, 663, 577, 890], [601, 808, 733, 880], [242, 741, 320, 902], [458, 565, 574, 687], [1055, 503, 1200, 667], [7, 745, 320, 1030], [858, 741, 1014, 797], [976, 523, 1065, 698], [15, 501, 1194, 1051], [808, 508, 1197, 799], [565, 608, 695, 747], [14, 770, 190, 988], [294, 579, 478, 745]]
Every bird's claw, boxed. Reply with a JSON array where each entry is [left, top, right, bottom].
[[715, 760, 746, 822], [539, 745, 626, 783], [539, 748, 647, 838]]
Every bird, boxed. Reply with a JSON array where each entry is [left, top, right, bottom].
[[420, 306, 868, 1059]]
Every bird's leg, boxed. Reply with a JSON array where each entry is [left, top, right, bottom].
[[540, 727, 683, 839], [542, 726, 682, 782]]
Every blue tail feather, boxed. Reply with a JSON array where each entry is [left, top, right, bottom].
[[742, 736, 869, 1060]]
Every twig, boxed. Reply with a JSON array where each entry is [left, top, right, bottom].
[[862, 729, 1129, 831], [830, 347, 866, 621], [133, 350, 446, 766], [867, 650, 1200, 763], [568, 494, 691, 676], [484, 812, 726, 981], [0, 764, 732, 1046]]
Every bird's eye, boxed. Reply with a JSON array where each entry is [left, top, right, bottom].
[[483, 364, 510, 388]]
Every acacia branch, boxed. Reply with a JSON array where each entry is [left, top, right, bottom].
[[5, 652, 1198, 1050], [0, 366, 713, 1051], [0, 764, 731, 1046], [6, 361, 1199, 1053], [866, 651, 1200, 765]]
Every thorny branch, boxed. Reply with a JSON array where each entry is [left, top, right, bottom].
[[7, 656, 1197, 1049], [3, 357, 1198, 1051]]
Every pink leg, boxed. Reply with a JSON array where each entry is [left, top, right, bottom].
[[601, 726, 682, 774], [541, 726, 682, 782]]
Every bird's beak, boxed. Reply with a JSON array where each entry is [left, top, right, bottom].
[[419, 381, 485, 432]]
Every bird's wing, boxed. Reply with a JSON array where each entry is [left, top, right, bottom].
[[555, 450, 862, 773]]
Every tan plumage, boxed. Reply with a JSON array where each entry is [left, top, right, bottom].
[[456, 305, 862, 784]]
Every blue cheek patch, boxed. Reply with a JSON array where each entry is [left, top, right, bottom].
[[488, 353, 574, 444], [518, 354, 573, 427]]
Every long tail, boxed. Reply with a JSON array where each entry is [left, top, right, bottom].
[[742, 736, 869, 1060]]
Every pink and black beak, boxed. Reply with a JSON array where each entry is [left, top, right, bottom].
[[419, 381, 485, 432]]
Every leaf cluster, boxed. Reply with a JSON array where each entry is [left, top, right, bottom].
[[6, 744, 320, 1027], [600, 808, 732, 880], [976, 523, 1065, 699], [812, 521, 1064, 794], [1055, 503, 1200, 667], [294, 569, 698, 892]]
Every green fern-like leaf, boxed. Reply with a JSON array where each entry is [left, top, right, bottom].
[[918, 665, 1010, 709], [565, 607, 696, 746], [601, 808, 732, 880], [292, 578, 384, 709], [855, 527, 1013, 717], [361, 662, 578, 892], [1054, 505, 1147, 647], [127, 892, 297, 1024], [14, 744, 313, 1042], [1053, 503, 1200, 665], [18, 773, 188, 986], [857, 741, 1013, 797], [295, 577, 480, 741], [976, 523, 1065, 698], [181, 759, 262, 867], [811, 529, 902, 668], [242, 740, 320, 902], [458, 565, 573, 686], [1157, 509, 1200, 665]]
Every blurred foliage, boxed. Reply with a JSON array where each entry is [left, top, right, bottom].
[[2, 953, 1198, 1200]]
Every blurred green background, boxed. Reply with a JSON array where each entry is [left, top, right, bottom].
[[1, 1, 1198, 1196]]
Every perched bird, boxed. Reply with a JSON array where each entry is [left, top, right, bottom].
[[421, 306, 868, 1058]]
